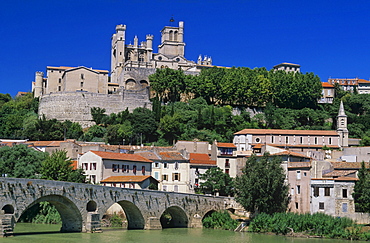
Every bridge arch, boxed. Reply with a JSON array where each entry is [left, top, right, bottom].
[[160, 205, 188, 228], [116, 200, 145, 229], [2, 205, 14, 214], [86, 200, 97, 212], [21, 194, 82, 232]]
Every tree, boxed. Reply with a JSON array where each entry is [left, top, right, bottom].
[[41, 150, 86, 183], [91, 107, 107, 125], [104, 121, 133, 145], [353, 161, 370, 212], [199, 167, 234, 196], [0, 144, 46, 178], [235, 153, 289, 215]]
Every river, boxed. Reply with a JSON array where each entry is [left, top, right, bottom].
[[2, 223, 351, 243]]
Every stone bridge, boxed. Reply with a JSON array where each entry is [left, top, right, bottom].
[[0, 178, 238, 236]]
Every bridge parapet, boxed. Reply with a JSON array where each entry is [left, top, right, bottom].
[[0, 178, 238, 237]]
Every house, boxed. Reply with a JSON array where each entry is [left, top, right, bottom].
[[78, 150, 153, 184], [328, 77, 370, 94], [136, 150, 190, 193], [211, 142, 238, 177], [273, 62, 300, 73], [188, 153, 217, 193], [318, 82, 334, 104], [287, 162, 312, 214]]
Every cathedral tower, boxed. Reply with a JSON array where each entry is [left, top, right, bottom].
[[337, 100, 349, 147], [34, 71, 44, 98], [158, 21, 185, 57], [111, 24, 126, 83]]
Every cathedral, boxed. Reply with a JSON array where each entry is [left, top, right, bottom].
[[33, 21, 212, 127]]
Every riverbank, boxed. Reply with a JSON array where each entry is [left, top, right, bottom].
[[247, 212, 370, 241]]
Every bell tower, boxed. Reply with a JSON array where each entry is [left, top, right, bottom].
[[111, 24, 126, 83], [158, 21, 185, 57], [337, 100, 349, 147]]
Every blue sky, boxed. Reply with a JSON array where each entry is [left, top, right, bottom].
[[2, 0, 370, 96]]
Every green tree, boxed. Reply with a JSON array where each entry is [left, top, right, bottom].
[[0, 144, 46, 178], [199, 167, 234, 196], [104, 121, 133, 145], [40, 150, 85, 183], [91, 107, 107, 125], [353, 161, 370, 212], [235, 153, 289, 215]]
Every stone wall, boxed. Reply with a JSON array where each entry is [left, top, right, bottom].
[[38, 89, 152, 128]]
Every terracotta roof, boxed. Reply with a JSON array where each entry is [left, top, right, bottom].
[[235, 129, 338, 136], [323, 170, 357, 177], [158, 151, 186, 161], [288, 162, 311, 168], [253, 144, 263, 149], [71, 160, 78, 170], [331, 162, 370, 169], [189, 153, 216, 165], [90, 151, 152, 163], [274, 151, 312, 159], [217, 142, 236, 148], [322, 82, 334, 88], [358, 79, 370, 83], [101, 175, 153, 183], [135, 151, 161, 160], [27, 141, 65, 147], [334, 177, 358, 181]]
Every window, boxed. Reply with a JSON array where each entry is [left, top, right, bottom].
[[225, 169, 229, 174], [90, 163, 96, 170], [122, 183, 125, 188], [342, 203, 348, 213], [255, 137, 260, 143], [174, 185, 179, 192], [163, 163, 168, 169], [329, 137, 332, 145], [112, 164, 119, 172], [343, 189, 348, 198], [315, 137, 318, 144], [162, 174, 168, 181], [304, 172, 307, 177], [314, 187, 319, 197], [82, 163, 88, 170], [58, 86, 61, 91], [133, 165, 137, 175], [319, 202, 325, 210], [295, 202, 299, 209], [90, 175, 96, 184], [142, 166, 145, 175], [225, 159, 230, 167], [174, 162, 179, 170], [58, 78, 61, 83], [297, 171, 301, 180], [173, 173, 180, 181], [220, 148, 233, 155], [300, 137, 303, 144], [325, 187, 330, 196], [291, 188, 294, 195], [80, 82, 84, 87], [297, 185, 301, 194], [271, 136, 274, 143], [81, 74, 84, 79], [154, 162, 159, 168], [154, 172, 159, 180], [285, 137, 289, 143]]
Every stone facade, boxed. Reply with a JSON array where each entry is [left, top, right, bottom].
[[34, 21, 210, 127], [0, 177, 236, 237]]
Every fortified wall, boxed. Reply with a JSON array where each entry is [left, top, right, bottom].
[[39, 89, 151, 128]]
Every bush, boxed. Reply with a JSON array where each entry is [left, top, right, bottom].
[[202, 210, 238, 230], [249, 212, 364, 240]]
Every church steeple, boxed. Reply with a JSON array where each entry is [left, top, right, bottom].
[[337, 100, 348, 147]]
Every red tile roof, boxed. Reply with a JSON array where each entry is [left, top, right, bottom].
[[216, 143, 236, 148], [274, 151, 312, 159], [235, 129, 338, 136], [189, 153, 216, 165], [101, 175, 153, 183], [90, 151, 152, 163], [323, 170, 357, 177], [334, 177, 358, 181], [322, 82, 334, 88], [331, 162, 370, 169], [27, 141, 65, 147], [158, 151, 185, 161]]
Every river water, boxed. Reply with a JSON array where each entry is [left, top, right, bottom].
[[3, 223, 351, 243]]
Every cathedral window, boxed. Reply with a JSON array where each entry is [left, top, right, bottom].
[[174, 31, 178, 41], [169, 30, 173, 41]]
